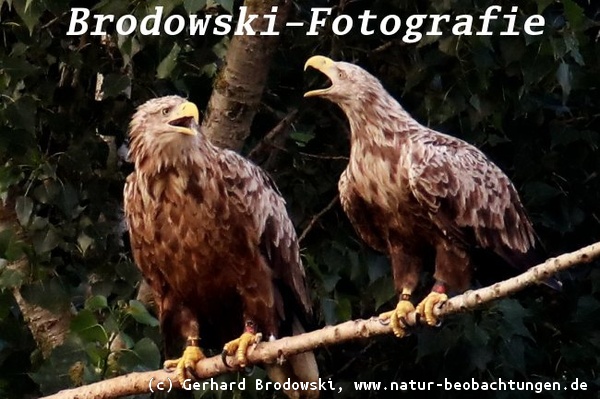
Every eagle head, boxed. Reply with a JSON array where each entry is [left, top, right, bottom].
[[128, 95, 201, 169], [303, 55, 384, 105]]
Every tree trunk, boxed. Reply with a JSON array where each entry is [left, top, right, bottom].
[[0, 195, 71, 358], [201, 0, 292, 151]]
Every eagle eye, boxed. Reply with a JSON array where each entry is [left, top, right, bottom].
[[161, 107, 171, 115], [338, 71, 347, 79]]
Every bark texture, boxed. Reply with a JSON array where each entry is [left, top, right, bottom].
[[202, 0, 292, 151], [0, 194, 72, 358]]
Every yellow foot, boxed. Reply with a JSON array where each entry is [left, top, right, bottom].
[[222, 332, 262, 368], [415, 292, 448, 326], [379, 300, 415, 338], [164, 345, 205, 385]]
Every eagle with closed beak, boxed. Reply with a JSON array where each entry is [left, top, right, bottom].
[[303, 56, 560, 337], [123, 96, 319, 398]]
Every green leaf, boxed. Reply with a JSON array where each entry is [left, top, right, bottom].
[[212, 36, 230, 59], [13, 0, 44, 34], [496, 299, 533, 340], [126, 300, 159, 327], [556, 62, 571, 104], [85, 295, 108, 311], [143, 0, 179, 16], [367, 255, 389, 282], [133, 337, 160, 369], [0, 265, 25, 289], [321, 274, 340, 293], [117, 35, 141, 68], [156, 43, 181, 79], [536, 0, 555, 13], [573, 296, 600, 323], [501, 336, 526, 374], [215, 0, 233, 13], [116, 331, 135, 349], [56, 183, 80, 219], [71, 310, 109, 345], [417, 328, 459, 360], [20, 278, 70, 312], [563, 0, 586, 30], [115, 262, 141, 285], [369, 277, 395, 310], [77, 233, 94, 255], [184, 0, 207, 13], [5, 95, 37, 134], [101, 74, 131, 99], [335, 294, 352, 321], [118, 337, 161, 372], [321, 298, 337, 325], [33, 180, 60, 204], [0, 290, 13, 320], [0, 55, 39, 85], [523, 181, 561, 204], [438, 36, 457, 56], [15, 196, 33, 226], [290, 130, 315, 147], [550, 128, 597, 148], [32, 226, 61, 254], [564, 34, 584, 66], [30, 335, 87, 394]]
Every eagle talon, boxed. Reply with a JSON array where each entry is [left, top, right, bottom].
[[398, 316, 409, 329], [222, 332, 261, 368], [379, 300, 415, 338], [415, 292, 448, 327], [186, 366, 200, 380], [221, 349, 233, 368], [163, 345, 205, 385], [414, 312, 422, 325]]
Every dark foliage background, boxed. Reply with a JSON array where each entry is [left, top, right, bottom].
[[0, 0, 599, 398]]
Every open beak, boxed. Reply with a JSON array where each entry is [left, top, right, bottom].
[[304, 55, 336, 98], [168, 101, 200, 136]]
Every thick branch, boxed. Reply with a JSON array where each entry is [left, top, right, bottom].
[[42, 241, 600, 399], [202, 0, 292, 151]]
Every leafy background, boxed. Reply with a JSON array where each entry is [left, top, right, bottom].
[[0, 0, 599, 398]]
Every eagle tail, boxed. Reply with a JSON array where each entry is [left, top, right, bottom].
[[266, 317, 319, 399], [541, 276, 563, 291], [494, 245, 562, 291]]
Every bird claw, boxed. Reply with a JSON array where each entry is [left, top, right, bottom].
[[222, 332, 262, 368], [415, 292, 448, 327], [164, 345, 205, 385], [379, 300, 415, 338], [221, 349, 232, 368]]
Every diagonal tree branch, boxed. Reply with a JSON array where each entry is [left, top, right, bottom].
[[299, 196, 339, 242], [41, 241, 600, 399]]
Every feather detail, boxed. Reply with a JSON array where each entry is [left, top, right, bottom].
[[124, 96, 318, 396], [305, 57, 560, 294]]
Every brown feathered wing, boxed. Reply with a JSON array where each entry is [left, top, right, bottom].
[[123, 96, 318, 398], [406, 130, 539, 263]]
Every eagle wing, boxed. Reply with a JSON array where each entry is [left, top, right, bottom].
[[218, 149, 312, 320], [406, 130, 538, 264]]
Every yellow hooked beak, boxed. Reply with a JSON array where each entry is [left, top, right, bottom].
[[303, 55, 336, 98], [168, 101, 200, 136]]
